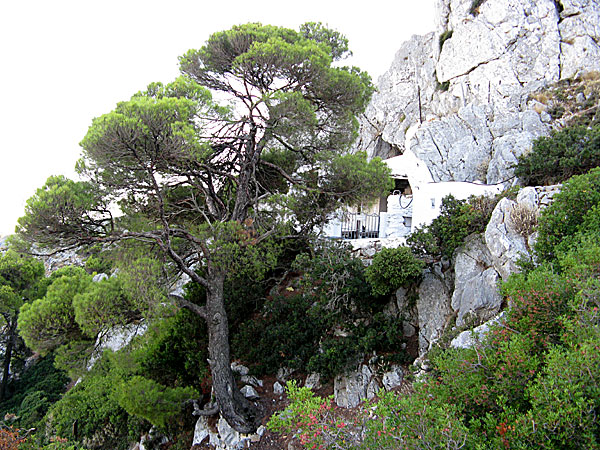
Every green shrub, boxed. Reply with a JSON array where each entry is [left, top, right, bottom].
[[47, 360, 146, 450], [514, 125, 600, 186], [408, 194, 497, 261], [535, 167, 600, 261], [234, 241, 410, 378], [113, 376, 197, 429], [365, 246, 424, 296], [0, 354, 69, 429], [233, 293, 329, 375]]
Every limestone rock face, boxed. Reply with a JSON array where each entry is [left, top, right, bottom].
[[88, 323, 147, 369], [485, 197, 532, 279], [559, 0, 600, 79], [417, 271, 453, 355], [451, 235, 503, 327], [358, 0, 600, 184], [356, 33, 438, 160]]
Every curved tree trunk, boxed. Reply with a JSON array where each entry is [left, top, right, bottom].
[[205, 271, 260, 434]]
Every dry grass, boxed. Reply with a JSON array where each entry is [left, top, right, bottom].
[[511, 203, 539, 238]]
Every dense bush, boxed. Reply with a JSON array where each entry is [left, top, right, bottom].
[[233, 241, 409, 378], [515, 125, 600, 186], [365, 246, 424, 296], [0, 354, 69, 429], [46, 358, 147, 450], [407, 194, 498, 261], [535, 167, 600, 261]]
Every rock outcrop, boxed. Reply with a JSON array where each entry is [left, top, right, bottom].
[[414, 184, 560, 356], [358, 0, 600, 185]]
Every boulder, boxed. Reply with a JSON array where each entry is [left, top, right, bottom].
[[485, 197, 532, 279], [451, 312, 506, 349], [304, 373, 322, 390], [92, 273, 109, 282], [230, 362, 249, 376], [451, 235, 503, 327], [193, 415, 259, 450], [417, 271, 453, 355], [382, 365, 404, 391], [240, 385, 259, 400], [240, 375, 263, 388], [334, 364, 380, 408], [273, 381, 285, 395]]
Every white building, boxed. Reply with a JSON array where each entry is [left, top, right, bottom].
[[323, 149, 504, 241]]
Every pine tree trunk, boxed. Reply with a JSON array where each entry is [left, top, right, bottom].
[[0, 319, 16, 402], [205, 271, 260, 434]]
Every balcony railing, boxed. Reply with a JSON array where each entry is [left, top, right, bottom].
[[341, 213, 380, 239]]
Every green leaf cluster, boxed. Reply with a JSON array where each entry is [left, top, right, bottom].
[[407, 194, 499, 261], [365, 246, 424, 296]]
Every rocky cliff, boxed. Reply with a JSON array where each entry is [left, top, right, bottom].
[[357, 0, 600, 184]]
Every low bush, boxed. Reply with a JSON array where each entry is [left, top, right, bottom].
[[233, 241, 411, 378], [365, 246, 424, 296], [514, 125, 600, 186], [408, 194, 498, 261], [535, 167, 600, 261], [0, 354, 69, 430]]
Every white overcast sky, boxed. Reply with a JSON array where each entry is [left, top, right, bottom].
[[0, 0, 436, 236]]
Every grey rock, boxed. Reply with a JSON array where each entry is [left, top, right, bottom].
[[304, 373, 322, 390], [382, 365, 404, 390], [240, 385, 259, 400], [334, 364, 379, 408], [230, 362, 249, 376], [485, 197, 531, 279], [241, 375, 263, 388], [357, 0, 597, 187], [192, 416, 210, 446], [417, 271, 453, 355], [517, 187, 539, 210], [277, 366, 294, 382], [273, 381, 285, 395], [88, 323, 147, 370], [452, 235, 503, 327], [92, 273, 109, 282], [451, 312, 506, 349]]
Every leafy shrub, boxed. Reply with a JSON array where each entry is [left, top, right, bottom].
[[268, 381, 468, 450], [514, 125, 600, 186], [47, 360, 146, 450], [133, 309, 210, 392], [365, 246, 424, 296], [535, 167, 600, 261], [0, 354, 69, 429], [0, 427, 27, 449], [234, 241, 410, 378], [233, 293, 329, 375], [268, 381, 363, 450], [113, 376, 197, 429], [408, 194, 497, 261]]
